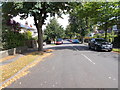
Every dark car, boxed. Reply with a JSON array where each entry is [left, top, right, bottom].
[[72, 39, 80, 43], [88, 38, 113, 51]]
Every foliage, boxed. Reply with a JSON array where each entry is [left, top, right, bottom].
[[112, 48, 120, 53], [2, 2, 70, 51], [2, 17, 33, 49], [68, 2, 120, 42], [93, 32, 117, 42], [83, 2, 120, 39], [23, 31, 32, 40], [44, 18, 65, 41], [68, 2, 94, 43], [65, 25, 76, 39], [2, 30, 26, 49]]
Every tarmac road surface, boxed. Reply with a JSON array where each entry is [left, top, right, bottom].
[[7, 40, 118, 88]]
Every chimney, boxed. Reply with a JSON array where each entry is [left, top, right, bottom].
[[30, 24, 32, 27], [25, 21, 28, 26]]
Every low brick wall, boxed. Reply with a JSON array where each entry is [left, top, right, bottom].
[[0, 46, 28, 59]]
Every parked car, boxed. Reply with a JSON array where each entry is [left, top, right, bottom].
[[88, 38, 113, 51], [55, 38, 63, 45], [69, 39, 73, 42], [72, 39, 80, 43]]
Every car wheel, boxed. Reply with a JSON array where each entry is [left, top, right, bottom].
[[108, 49, 112, 52], [94, 46, 97, 51], [89, 46, 91, 49]]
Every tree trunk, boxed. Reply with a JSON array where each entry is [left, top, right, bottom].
[[37, 22, 43, 51], [105, 29, 107, 40], [104, 23, 108, 40], [81, 36, 84, 44]]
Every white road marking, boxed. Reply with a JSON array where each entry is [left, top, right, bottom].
[[41, 83, 43, 86], [81, 54, 95, 64], [70, 45, 79, 51], [113, 78, 116, 80], [19, 82, 21, 84], [44, 81, 47, 84], [108, 76, 116, 81], [52, 84, 55, 87], [108, 77, 112, 79], [55, 82, 58, 85]]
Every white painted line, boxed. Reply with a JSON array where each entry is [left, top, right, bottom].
[[70, 45, 79, 51], [73, 46, 79, 51], [108, 76, 112, 79], [108, 76, 116, 81], [19, 82, 21, 85], [113, 78, 116, 80], [81, 54, 95, 64]]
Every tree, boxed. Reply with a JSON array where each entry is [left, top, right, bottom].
[[44, 18, 65, 43], [68, 2, 94, 43], [68, 2, 120, 42], [2, 2, 70, 51], [84, 2, 120, 40], [65, 25, 74, 39]]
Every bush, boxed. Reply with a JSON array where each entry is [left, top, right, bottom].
[[23, 31, 32, 40], [2, 30, 26, 49], [2, 29, 34, 50]]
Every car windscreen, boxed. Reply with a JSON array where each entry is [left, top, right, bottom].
[[57, 38, 62, 41], [56, 39, 62, 41], [95, 39, 106, 42], [73, 39, 79, 41]]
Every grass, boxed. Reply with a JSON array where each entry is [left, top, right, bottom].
[[0, 50, 53, 83], [0, 55, 16, 63], [112, 48, 120, 53]]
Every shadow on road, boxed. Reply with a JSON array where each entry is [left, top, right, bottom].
[[46, 43, 112, 52], [46, 44, 90, 51]]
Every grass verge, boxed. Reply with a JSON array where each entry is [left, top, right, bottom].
[[0, 55, 16, 63], [0, 50, 53, 83], [112, 48, 120, 53]]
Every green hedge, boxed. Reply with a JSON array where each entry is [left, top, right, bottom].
[[2, 30, 33, 50]]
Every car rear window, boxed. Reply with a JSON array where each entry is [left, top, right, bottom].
[[95, 39, 106, 42]]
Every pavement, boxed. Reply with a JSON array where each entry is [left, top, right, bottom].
[[0, 48, 37, 66], [6, 40, 118, 88]]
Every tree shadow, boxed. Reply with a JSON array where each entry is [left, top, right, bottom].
[[46, 44, 90, 51]]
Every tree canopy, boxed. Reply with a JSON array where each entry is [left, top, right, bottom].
[[68, 2, 120, 41], [2, 2, 70, 51], [44, 18, 65, 41]]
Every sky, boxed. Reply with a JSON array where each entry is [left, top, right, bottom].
[[13, 14, 69, 30]]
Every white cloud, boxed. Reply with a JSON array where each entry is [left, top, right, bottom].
[[57, 14, 69, 29], [13, 14, 69, 30], [13, 15, 36, 29]]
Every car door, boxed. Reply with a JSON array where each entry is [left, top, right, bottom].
[[90, 39, 95, 48], [92, 39, 96, 48]]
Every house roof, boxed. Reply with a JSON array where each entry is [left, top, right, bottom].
[[19, 24, 35, 30]]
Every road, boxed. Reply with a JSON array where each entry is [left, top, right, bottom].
[[7, 40, 118, 88]]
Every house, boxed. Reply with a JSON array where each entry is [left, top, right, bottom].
[[19, 21, 38, 37]]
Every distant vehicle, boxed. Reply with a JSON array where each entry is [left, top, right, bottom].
[[72, 39, 80, 43], [56, 38, 63, 45], [69, 39, 73, 42], [65, 39, 70, 41], [88, 38, 113, 51]]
